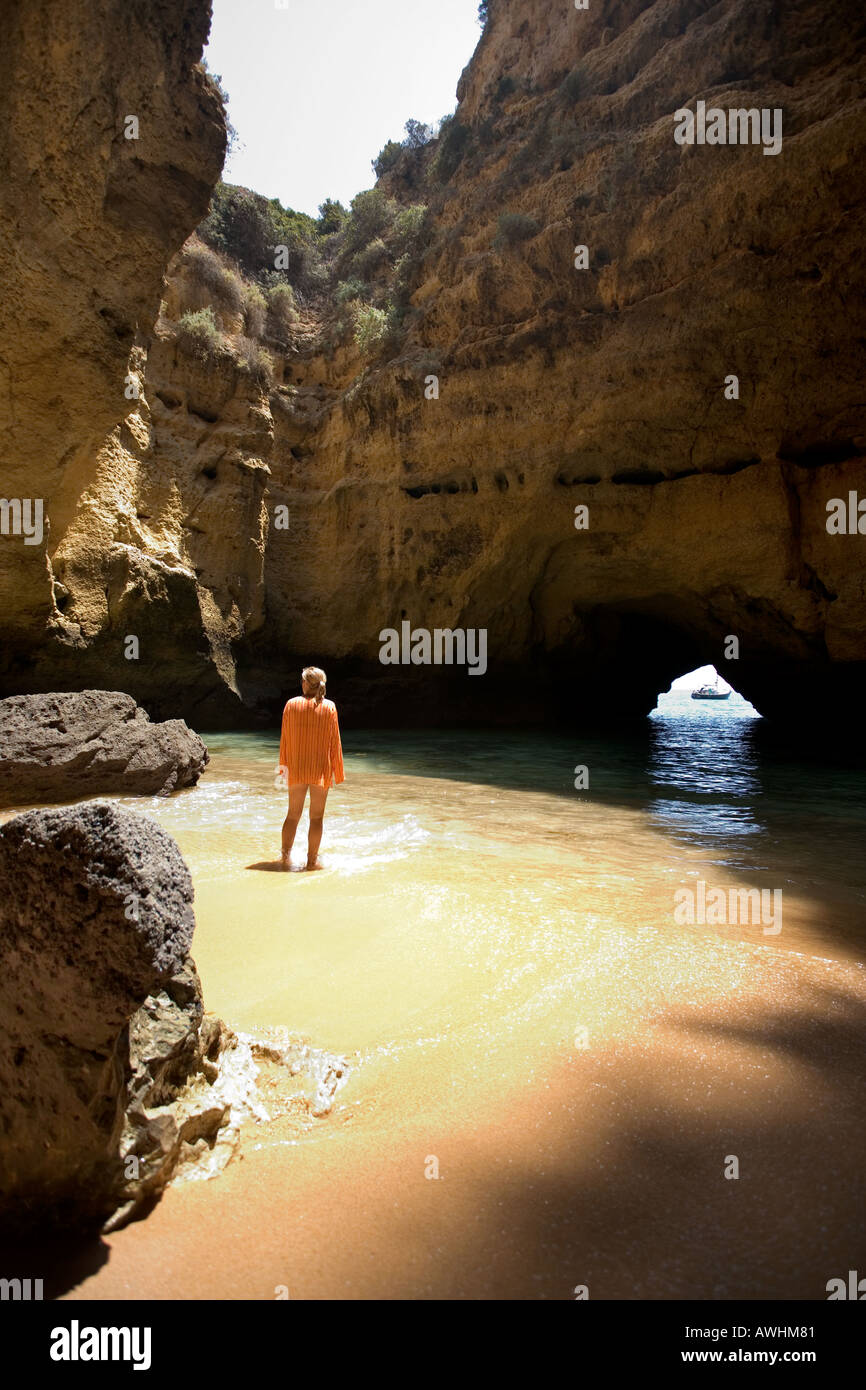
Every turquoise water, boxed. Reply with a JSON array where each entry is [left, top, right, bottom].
[[170, 686, 866, 964]]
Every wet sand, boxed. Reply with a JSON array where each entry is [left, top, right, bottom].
[[62, 954, 866, 1300]]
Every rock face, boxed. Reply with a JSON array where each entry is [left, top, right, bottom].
[[0, 691, 209, 807], [1, 0, 865, 728], [0, 802, 236, 1232], [0, 0, 226, 707], [108, 957, 244, 1232]]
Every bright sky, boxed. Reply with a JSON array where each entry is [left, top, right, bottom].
[[204, 0, 482, 217], [669, 666, 731, 692]]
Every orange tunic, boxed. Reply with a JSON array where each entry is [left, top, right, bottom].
[[278, 696, 345, 789]]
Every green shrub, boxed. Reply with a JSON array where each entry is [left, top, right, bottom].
[[353, 304, 388, 355], [293, 243, 330, 298], [432, 115, 472, 181], [392, 252, 413, 305], [373, 140, 403, 178], [317, 198, 349, 235], [353, 236, 390, 279], [382, 302, 408, 350], [495, 212, 541, 247], [267, 239, 329, 299], [183, 243, 245, 315], [235, 336, 274, 385], [345, 189, 397, 250], [266, 283, 298, 344], [267, 281, 296, 310], [176, 306, 222, 359], [392, 243, 428, 307], [199, 181, 319, 285], [404, 119, 433, 149], [495, 75, 516, 101], [199, 186, 274, 276], [393, 203, 429, 252], [335, 278, 368, 305], [243, 283, 267, 338]]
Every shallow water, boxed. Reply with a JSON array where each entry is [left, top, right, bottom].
[[82, 691, 862, 1125], [20, 690, 866, 1298]]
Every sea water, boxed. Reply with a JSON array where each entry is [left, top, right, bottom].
[[113, 690, 866, 1095]]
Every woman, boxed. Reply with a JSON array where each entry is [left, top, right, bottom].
[[278, 665, 344, 870]]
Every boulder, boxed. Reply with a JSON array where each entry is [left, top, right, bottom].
[[0, 801, 234, 1233], [0, 690, 208, 807]]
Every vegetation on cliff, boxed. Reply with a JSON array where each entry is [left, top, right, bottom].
[[169, 164, 435, 376], [177, 24, 571, 389]]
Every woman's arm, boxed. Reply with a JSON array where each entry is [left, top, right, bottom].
[[277, 703, 290, 786], [330, 706, 345, 786]]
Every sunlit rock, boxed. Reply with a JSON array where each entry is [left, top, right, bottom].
[[0, 691, 209, 807]]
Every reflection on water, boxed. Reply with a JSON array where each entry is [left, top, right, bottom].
[[648, 688, 765, 842]]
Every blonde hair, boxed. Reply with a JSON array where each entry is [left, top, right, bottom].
[[302, 665, 327, 705]]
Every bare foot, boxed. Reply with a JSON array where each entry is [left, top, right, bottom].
[[280, 852, 291, 871], [305, 860, 325, 871]]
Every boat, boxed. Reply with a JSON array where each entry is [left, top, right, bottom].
[[691, 675, 730, 700]]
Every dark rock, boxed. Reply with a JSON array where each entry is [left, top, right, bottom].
[[0, 690, 208, 808], [0, 801, 234, 1234]]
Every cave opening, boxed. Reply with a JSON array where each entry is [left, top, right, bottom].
[[647, 665, 763, 847], [652, 665, 760, 720]]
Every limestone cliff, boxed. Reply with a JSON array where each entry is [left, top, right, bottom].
[[2, 0, 865, 728], [0, 0, 226, 708]]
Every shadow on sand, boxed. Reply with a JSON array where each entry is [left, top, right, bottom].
[[7, 983, 866, 1299]]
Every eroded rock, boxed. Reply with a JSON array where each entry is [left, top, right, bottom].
[[107, 961, 249, 1232], [0, 0, 226, 689], [0, 802, 230, 1233], [0, 690, 209, 807]]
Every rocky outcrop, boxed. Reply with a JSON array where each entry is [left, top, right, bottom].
[[0, 0, 226, 707], [0, 801, 239, 1233], [108, 958, 252, 1231], [1, 0, 865, 728], [0, 691, 208, 807]]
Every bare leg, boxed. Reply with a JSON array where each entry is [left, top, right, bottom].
[[282, 784, 308, 867], [306, 784, 329, 870]]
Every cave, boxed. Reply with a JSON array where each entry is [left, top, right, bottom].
[[0, 0, 864, 736], [1, 0, 865, 1321]]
